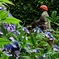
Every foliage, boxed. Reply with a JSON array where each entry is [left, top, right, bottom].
[[9, 0, 59, 25], [0, 0, 59, 59], [46, 11, 59, 29], [0, 10, 21, 24], [46, 11, 59, 23]]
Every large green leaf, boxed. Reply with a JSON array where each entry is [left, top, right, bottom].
[[2, 17, 22, 24], [0, 38, 10, 46], [0, 0, 14, 5]]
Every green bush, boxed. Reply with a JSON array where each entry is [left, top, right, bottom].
[[9, 0, 59, 25]]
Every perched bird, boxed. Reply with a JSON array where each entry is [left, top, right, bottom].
[[40, 5, 51, 31], [33, 5, 50, 32], [32, 5, 51, 32]]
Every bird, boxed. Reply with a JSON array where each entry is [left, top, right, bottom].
[[31, 5, 51, 32]]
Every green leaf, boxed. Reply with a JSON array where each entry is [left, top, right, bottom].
[[36, 33, 45, 41], [30, 33, 36, 47], [22, 35, 26, 47], [39, 41, 48, 47], [46, 11, 59, 23], [0, 0, 14, 5], [56, 16, 59, 21], [2, 17, 22, 24], [51, 11, 57, 18], [51, 11, 57, 22], [21, 56, 30, 59], [2, 53, 9, 59], [0, 10, 9, 20], [46, 16, 52, 22], [0, 38, 10, 46], [54, 22, 59, 26], [6, 32, 19, 41], [0, 24, 8, 36]]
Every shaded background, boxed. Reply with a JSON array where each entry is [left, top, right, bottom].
[[9, 0, 59, 29]]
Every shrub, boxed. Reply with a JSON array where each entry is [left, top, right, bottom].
[[9, 0, 59, 25]]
